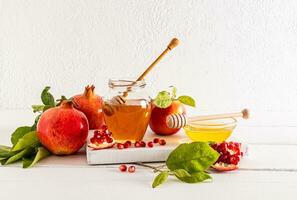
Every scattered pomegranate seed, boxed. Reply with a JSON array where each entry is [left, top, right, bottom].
[[128, 165, 136, 173], [125, 141, 132, 146], [159, 139, 166, 146], [147, 141, 154, 148], [153, 138, 160, 143], [124, 142, 130, 148], [140, 141, 146, 147], [119, 164, 127, 172], [117, 143, 124, 149], [134, 141, 141, 148]]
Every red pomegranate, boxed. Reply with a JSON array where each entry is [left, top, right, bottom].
[[211, 141, 243, 171], [37, 100, 89, 155], [72, 85, 105, 130], [149, 100, 186, 135]]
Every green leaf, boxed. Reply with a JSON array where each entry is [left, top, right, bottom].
[[32, 105, 45, 113], [174, 169, 212, 183], [170, 86, 177, 99], [12, 131, 40, 152], [0, 145, 16, 158], [153, 91, 172, 108], [152, 171, 169, 188], [23, 147, 50, 168], [41, 86, 55, 106], [4, 147, 34, 165], [1, 158, 8, 165], [11, 126, 32, 145], [31, 114, 41, 131], [166, 142, 219, 173], [178, 96, 196, 107]]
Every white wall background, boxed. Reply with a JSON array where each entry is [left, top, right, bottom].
[[1, 0, 297, 113]]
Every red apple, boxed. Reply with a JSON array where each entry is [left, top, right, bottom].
[[149, 100, 186, 135]]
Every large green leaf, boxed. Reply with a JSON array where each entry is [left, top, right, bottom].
[[166, 142, 219, 173], [152, 171, 169, 188], [4, 147, 34, 165], [11, 126, 32, 145], [41, 86, 55, 106], [174, 169, 212, 183], [12, 131, 40, 152], [23, 147, 50, 168]]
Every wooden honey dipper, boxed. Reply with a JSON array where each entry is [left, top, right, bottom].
[[166, 109, 250, 129], [111, 38, 180, 104]]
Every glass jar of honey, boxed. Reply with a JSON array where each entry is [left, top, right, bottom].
[[102, 79, 152, 142]]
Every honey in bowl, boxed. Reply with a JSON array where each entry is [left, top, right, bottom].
[[103, 79, 152, 142], [103, 99, 151, 142], [184, 118, 237, 142]]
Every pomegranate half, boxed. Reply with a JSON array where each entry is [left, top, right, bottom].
[[72, 85, 105, 130], [37, 100, 89, 155]]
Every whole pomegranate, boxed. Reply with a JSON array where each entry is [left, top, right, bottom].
[[211, 141, 243, 171], [37, 100, 89, 155], [72, 85, 105, 129]]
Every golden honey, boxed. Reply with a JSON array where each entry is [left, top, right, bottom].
[[103, 100, 151, 142], [184, 118, 237, 142]]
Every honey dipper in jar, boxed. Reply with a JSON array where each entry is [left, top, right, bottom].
[[102, 38, 180, 142]]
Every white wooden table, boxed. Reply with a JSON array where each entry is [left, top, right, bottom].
[[1, 110, 297, 200]]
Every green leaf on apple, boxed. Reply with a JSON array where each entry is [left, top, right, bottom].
[[153, 91, 172, 108], [177, 95, 196, 107]]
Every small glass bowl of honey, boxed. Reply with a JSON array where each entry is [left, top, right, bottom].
[[184, 118, 237, 142], [102, 79, 152, 142]]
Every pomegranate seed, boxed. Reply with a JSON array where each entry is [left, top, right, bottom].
[[125, 141, 132, 146], [159, 139, 166, 146], [128, 166, 136, 173], [140, 141, 146, 147], [106, 137, 113, 143], [90, 137, 96, 144], [101, 125, 108, 131], [119, 164, 127, 172], [153, 138, 160, 143], [134, 141, 141, 148], [147, 141, 154, 148], [124, 142, 130, 148], [117, 143, 124, 149]]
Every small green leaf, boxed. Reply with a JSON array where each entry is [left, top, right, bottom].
[[4, 147, 34, 165], [178, 96, 196, 107], [12, 131, 40, 152], [41, 86, 55, 106], [153, 91, 172, 108], [23, 147, 50, 168], [31, 114, 41, 131], [152, 171, 169, 188], [174, 169, 212, 183], [166, 142, 220, 173], [170, 86, 177, 99], [11, 126, 32, 145], [32, 105, 45, 113]]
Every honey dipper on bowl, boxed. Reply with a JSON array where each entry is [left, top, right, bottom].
[[166, 109, 250, 129]]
